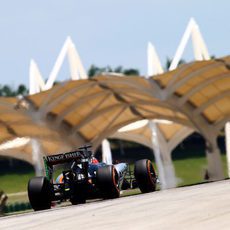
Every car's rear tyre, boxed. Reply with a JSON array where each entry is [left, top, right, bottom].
[[28, 176, 52, 211], [97, 165, 120, 199], [134, 159, 157, 193]]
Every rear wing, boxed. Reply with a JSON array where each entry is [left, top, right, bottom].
[[43, 144, 93, 180]]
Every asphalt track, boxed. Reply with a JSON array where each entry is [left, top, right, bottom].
[[1, 180, 230, 230]]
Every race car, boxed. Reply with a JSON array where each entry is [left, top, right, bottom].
[[28, 145, 157, 211]]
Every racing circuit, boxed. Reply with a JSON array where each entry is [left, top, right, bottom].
[[1, 180, 230, 230], [1, 16, 230, 229]]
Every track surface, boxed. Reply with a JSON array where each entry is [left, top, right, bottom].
[[1, 180, 230, 230]]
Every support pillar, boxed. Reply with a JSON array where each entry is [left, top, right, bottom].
[[102, 139, 113, 165], [205, 138, 224, 181], [225, 122, 230, 178], [31, 139, 44, 176], [160, 147, 177, 188], [149, 121, 166, 189], [149, 121, 177, 189]]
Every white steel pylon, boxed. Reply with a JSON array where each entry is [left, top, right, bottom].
[[147, 42, 164, 77], [147, 18, 210, 76], [29, 60, 46, 94], [67, 39, 87, 81], [44, 36, 87, 90], [29, 36, 87, 94], [169, 17, 210, 71]]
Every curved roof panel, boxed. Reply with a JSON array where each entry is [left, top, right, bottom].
[[0, 56, 229, 161], [25, 75, 191, 147], [153, 56, 230, 127]]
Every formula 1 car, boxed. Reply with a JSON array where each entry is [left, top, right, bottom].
[[28, 145, 157, 211]]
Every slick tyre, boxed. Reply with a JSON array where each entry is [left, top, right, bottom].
[[28, 176, 52, 211], [97, 165, 120, 199], [134, 159, 157, 193]]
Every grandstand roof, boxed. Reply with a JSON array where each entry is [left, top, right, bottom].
[[0, 56, 229, 162], [25, 75, 191, 148]]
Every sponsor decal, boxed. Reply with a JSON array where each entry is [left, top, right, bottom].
[[65, 152, 81, 159], [47, 154, 65, 162], [46, 151, 83, 162]]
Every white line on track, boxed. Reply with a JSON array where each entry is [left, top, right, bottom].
[[7, 192, 27, 197]]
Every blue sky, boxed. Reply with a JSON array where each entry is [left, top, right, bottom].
[[0, 0, 230, 87]]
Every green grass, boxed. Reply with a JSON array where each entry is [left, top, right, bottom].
[[0, 171, 35, 204], [0, 171, 35, 194], [174, 155, 228, 186]]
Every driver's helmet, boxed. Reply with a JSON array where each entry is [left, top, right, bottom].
[[90, 157, 99, 164]]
